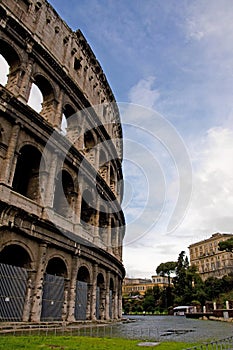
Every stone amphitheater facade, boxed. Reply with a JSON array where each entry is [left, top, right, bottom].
[[0, 0, 125, 322]]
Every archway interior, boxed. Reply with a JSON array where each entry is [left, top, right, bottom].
[[46, 257, 67, 277], [0, 244, 31, 268], [12, 145, 42, 201]]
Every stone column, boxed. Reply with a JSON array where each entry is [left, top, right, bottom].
[[74, 183, 83, 225], [0, 122, 20, 185], [107, 217, 112, 254], [42, 150, 60, 209], [118, 279, 123, 319], [86, 284, 91, 320], [91, 263, 98, 320], [67, 256, 79, 322], [30, 243, 47, 322], [93, 200, 100, 245], [53, 89, 64, 129], [17, 57, 34, 103], [105, 271, 110, 320], [62, 280, 69, 321], [22, 271, 34, 321], [113, 277, 119, 319]]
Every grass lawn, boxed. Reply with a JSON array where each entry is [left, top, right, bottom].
[[0, 335, 199, 349]]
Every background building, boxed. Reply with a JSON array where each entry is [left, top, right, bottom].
[[189, 233, 233, 281], [0, 0, 125, 322], [123, 275, 171, 296]]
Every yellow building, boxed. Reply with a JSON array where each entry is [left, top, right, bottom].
[[122, 275, 171, 296], [189, 233, 233, 281]]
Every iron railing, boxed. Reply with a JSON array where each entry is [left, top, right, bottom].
[[184, 335, 233, 350]]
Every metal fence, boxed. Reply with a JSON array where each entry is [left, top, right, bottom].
[[184, 335, 233, 350], [0, 323, 233, 350]]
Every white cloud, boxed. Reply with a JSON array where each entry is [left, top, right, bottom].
[[128, 76, 160, 109], [0, 54, 9, 86], [176, 126, 233, 240], [27, 83, 43, 112]]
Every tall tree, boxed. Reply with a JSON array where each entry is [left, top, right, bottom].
[[156, 261, 177, 287], [173, 251, 189, 300], [218, 238, 233, 252]]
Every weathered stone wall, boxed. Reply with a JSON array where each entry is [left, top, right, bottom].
[[0, 0, 125, 322]]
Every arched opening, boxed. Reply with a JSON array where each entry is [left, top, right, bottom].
[[96, 273, 105, 320], [84, 129, 95, 149], [0, 54, 9, 86], [28, 74, 54, 117], [53, 170, 75, 218], [17, 0, 30, 11], [62, 104, 79, 142], [0, 244, 31, 321], [81, 189, 96, 226], [12, 145, 43, 202], [75, 266, 90, 320], [61, 114, 67, 135], [41, 257, 67, 321], [27, 83, 43, 112], [0, 244, 31, 269], [45, 257, 67, 277], [0, 40, 20, 92]]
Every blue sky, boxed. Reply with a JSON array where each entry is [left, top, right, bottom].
[[2, 0, 233, 278], [48, 0, 233, 277]]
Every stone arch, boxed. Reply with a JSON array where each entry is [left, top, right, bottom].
[[84, 129, 95, 149], [81, 189, 96, 226], [32, 74, 54, 103], [17, 0, 31, 11], [53, 169, 75, 218], [28, 73, 56, 119], [45, 256, 68, 278], [0, 243, 31, 269], [61, 103, 79, 139], [0, 38, 21, 89], [0, 243, 31, 321], [75, 265, 91, 320], [12, 144, 44, 202], [41, 256, 68, 321], [0, 54, 9, 86], [0, 122, 5, 144], [77, 265, 90, 283]]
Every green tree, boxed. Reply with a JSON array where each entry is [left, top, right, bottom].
[[173, 251, 187, 298], [218, 238, 233, 252], [143, 286, 162, 312], [204, 277, 223, 300], [156, 261, 177, 287]]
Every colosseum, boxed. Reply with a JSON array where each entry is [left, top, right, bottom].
[[0, 0, 125, 322]]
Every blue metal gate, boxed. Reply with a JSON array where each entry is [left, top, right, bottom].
[[75, 280, 88, 320], [41, 273, 64, 321], [0, 263, 28, 321]]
